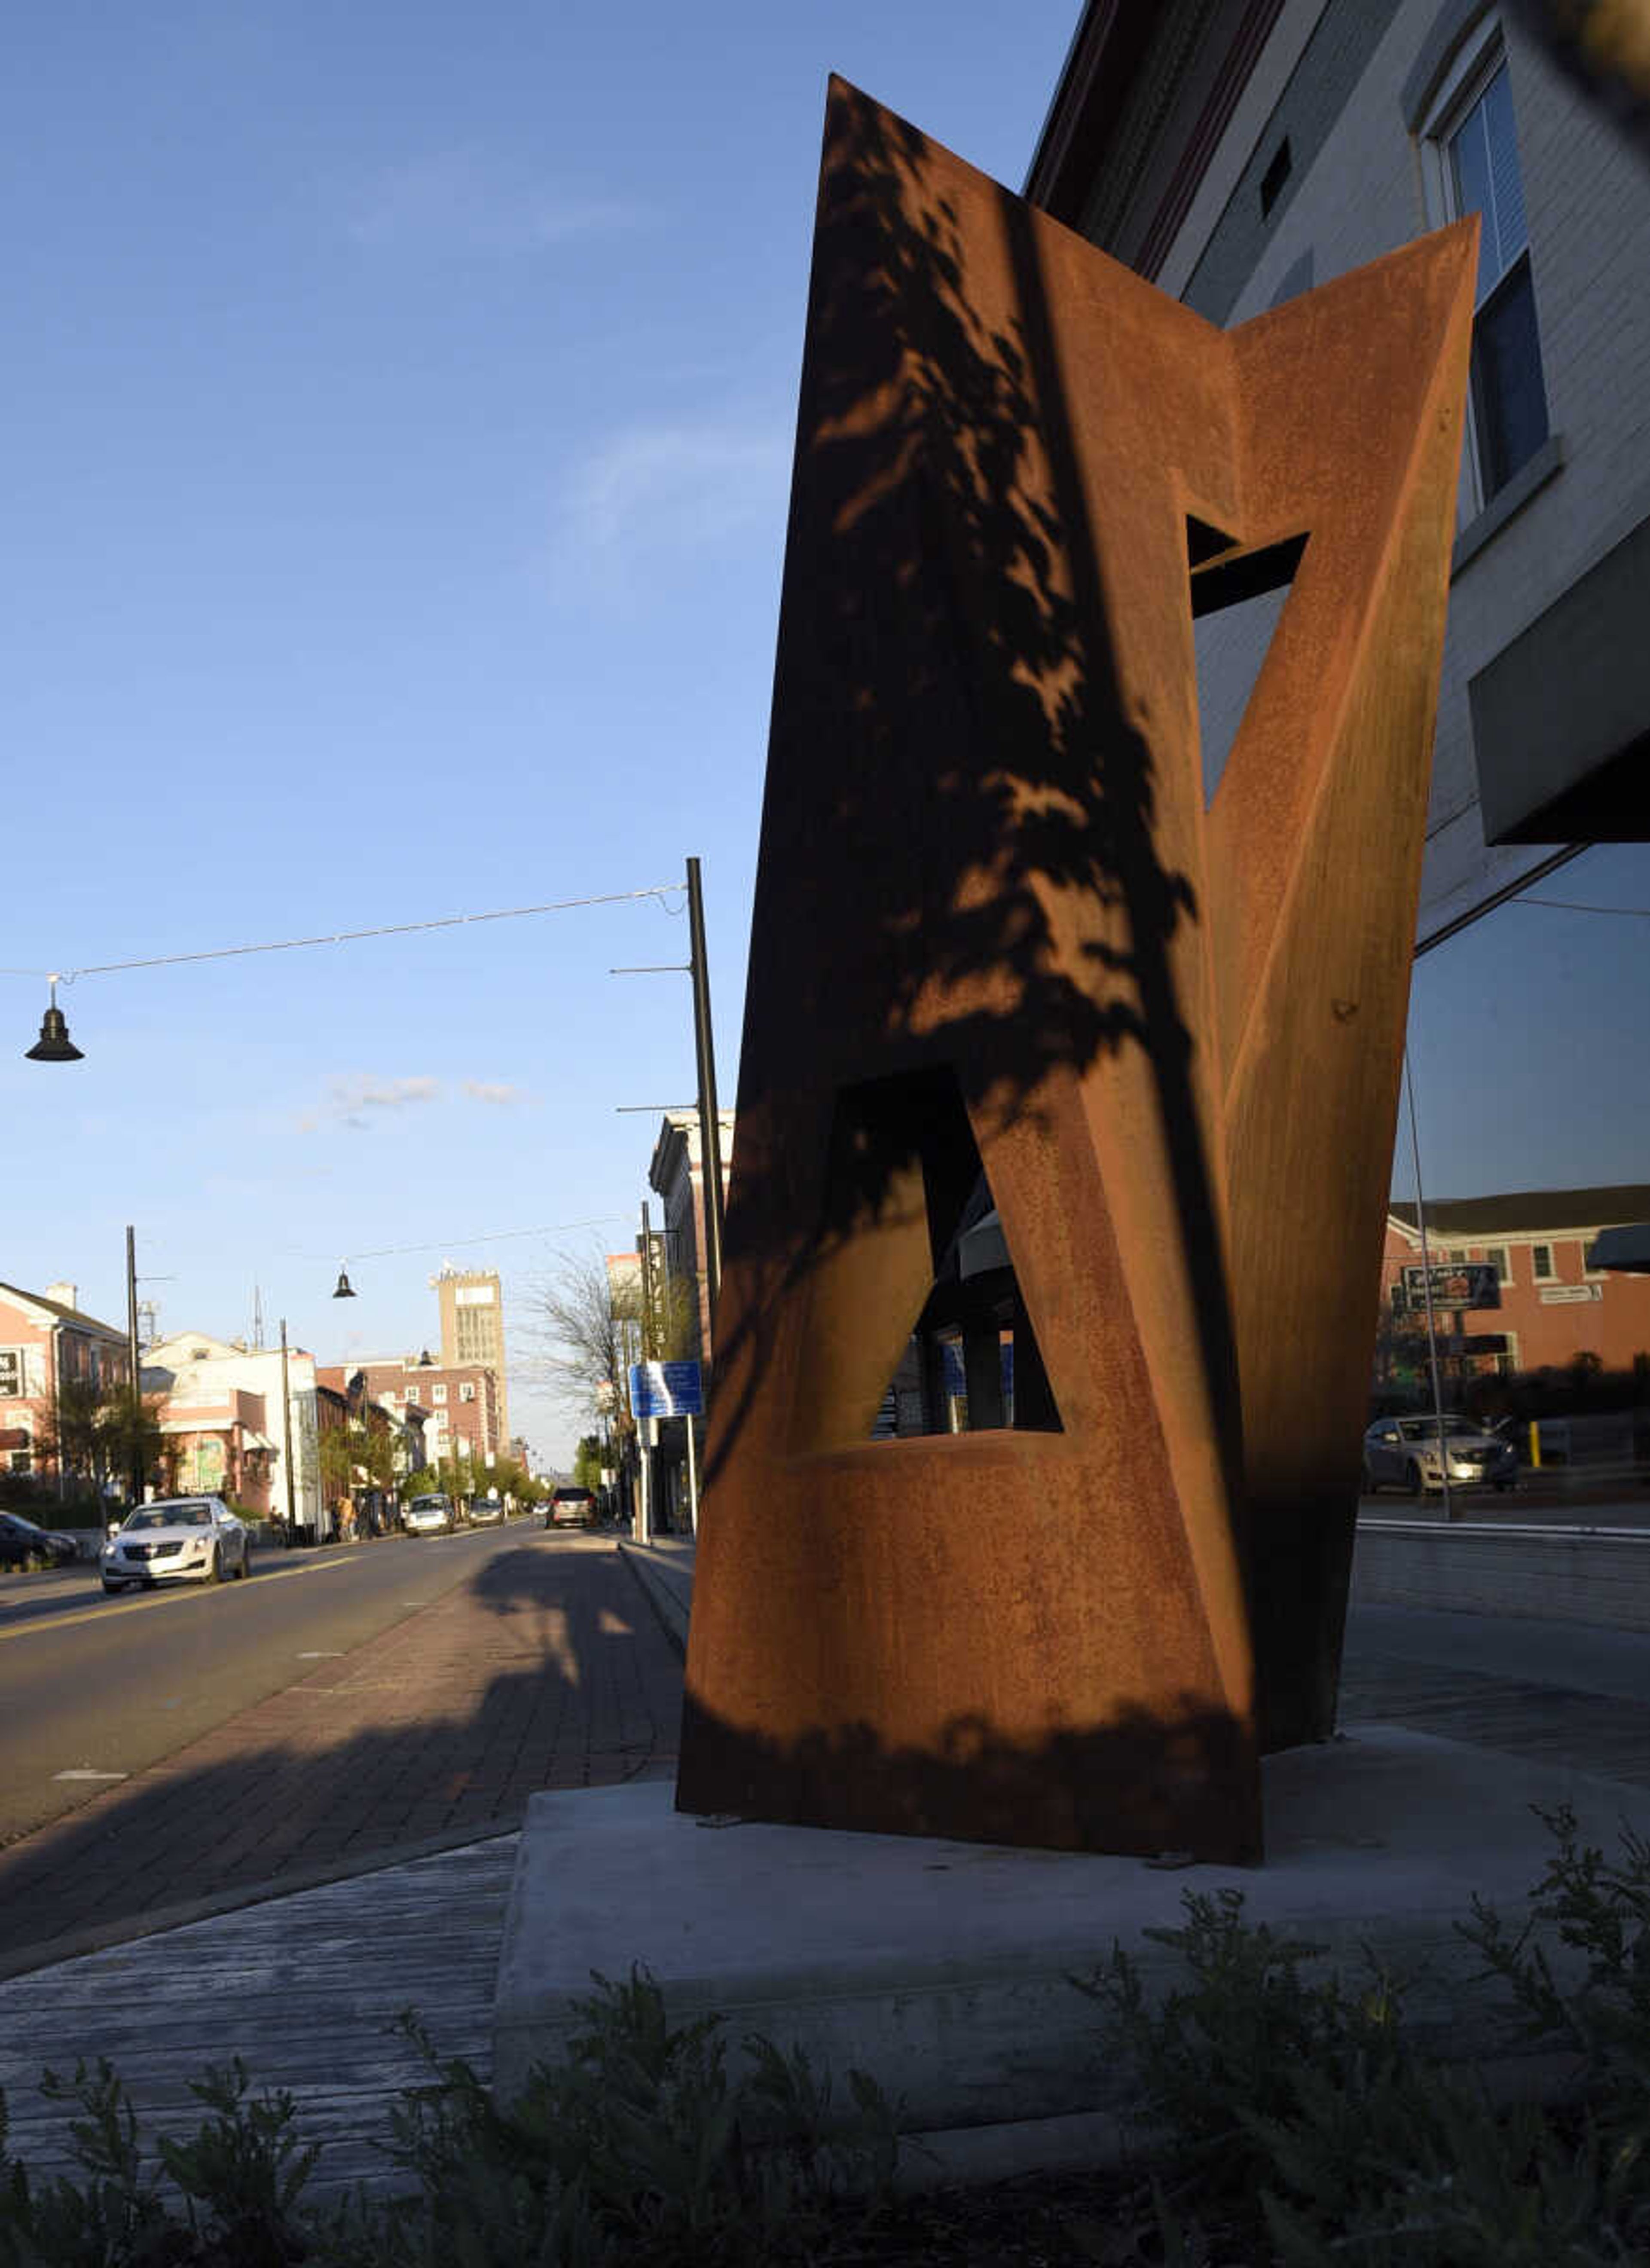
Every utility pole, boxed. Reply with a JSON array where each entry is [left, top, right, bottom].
[[279, 1319, 299, 1545], [637, 1202, 656, 1543], [125, 1226, 143, 1512], [685, 856, 725, 1343]]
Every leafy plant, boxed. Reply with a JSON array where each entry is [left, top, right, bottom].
[[0, 1971, 898, 2268], [374, 1968, 899, 2265], [1073, 1816, 1650, 2265]]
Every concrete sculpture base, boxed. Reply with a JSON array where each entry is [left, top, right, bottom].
[[495, 1728, 1647, 2173]]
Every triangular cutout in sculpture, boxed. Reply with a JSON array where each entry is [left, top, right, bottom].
[[818, 1068, 1063, 1441], [1189, 521, 1308, 808]]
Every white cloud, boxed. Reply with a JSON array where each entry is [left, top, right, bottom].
[[348, 152, 643, 253], [553, 421, 791, 590], [302, 1073, 442, 1133], [463, 1079, 533, 1107]]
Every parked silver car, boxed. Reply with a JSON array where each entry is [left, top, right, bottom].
[[403, 1492, 454, 1536], [101, 1498, 251, 1591], [1362, 1414, 1516, 1496]]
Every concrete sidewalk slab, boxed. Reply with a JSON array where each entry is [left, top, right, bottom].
[[617, 1537, 694, 1652], [494, 1727, 1650, 2138]]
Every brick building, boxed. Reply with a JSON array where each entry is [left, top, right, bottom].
[[319, 1353, 501, 1474], [1383, 1186, 1650, 1377], [0, 1279, 130, 1485]]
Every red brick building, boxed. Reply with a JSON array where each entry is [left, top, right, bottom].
[[0, 1278, 131, 1484], [1382, 1186, 1650, 1379], [317, 1353, 501, 1473]]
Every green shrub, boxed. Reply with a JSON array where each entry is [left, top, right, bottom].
[[1072, 1810, 1650, 2265], [369, 1968, 898, 2266], [0, 1970, 898, 2268]]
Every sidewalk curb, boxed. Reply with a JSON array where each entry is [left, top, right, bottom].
[[617, 1543, 691, 1657]]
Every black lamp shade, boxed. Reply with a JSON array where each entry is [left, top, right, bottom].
[[26, 1006, 82, 1063], [333, 1268, 357, 1299]]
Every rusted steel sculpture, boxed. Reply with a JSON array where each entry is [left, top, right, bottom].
[[676, 80, 1477, 1861]]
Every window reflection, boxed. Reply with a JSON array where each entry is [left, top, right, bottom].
[[1384, 846, 1650, 1502]]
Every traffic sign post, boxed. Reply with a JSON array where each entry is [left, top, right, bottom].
[[628, 1360, 704, 1418], [629, 1362, 705, 1537]]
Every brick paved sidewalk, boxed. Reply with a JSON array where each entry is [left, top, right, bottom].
[[0, 1537, 684, 1969]]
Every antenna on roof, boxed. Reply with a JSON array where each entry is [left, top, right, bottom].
[[252, 1284, 266, 1351]]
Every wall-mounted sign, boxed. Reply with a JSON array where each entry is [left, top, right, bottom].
[[1399, 1262, 1500, 1311]]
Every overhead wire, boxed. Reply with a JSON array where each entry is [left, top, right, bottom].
[[3, 885, 684, 986]]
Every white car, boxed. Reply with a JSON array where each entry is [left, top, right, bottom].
[[403, 1492, 454, 1536], [102, 1498, 251, 1592], [1361, 1415, 1518, 1495]]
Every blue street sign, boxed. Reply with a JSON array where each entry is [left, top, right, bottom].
[[629, 1359, 705, 1419]]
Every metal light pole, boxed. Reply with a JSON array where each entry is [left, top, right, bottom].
[[279, 1319, 299, 1545], [611, 857, 726, 1354], [1403, 1051, 1454, 1523], [685, 857, 726, 1339], [125, 1226, 143, 1513]]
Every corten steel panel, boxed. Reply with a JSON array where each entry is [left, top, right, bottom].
[[676, 80, 1476, 1861]]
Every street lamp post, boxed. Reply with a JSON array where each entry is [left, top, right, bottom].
[[125, 1226, 143, 1513], [279, 1319, 299, 1546], [684, 858, 725, 1338], [612, 856, 727, 1357]]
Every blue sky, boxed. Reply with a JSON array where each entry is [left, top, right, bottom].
[[0, 1, 1083, 1464], [1397, 843, 1650, 1205]]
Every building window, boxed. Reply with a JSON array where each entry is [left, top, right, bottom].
[[432, 1383, 447, 1404], [1428, 36, 1549, 505], [1531, 1243, 1554, 1279], [1484, 1245, 1511, 1284], [459, 1382, 476, 1402], [0, 1351, 22, 1397]]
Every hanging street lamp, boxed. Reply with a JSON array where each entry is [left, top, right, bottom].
[[25, 977, 82, 1062]]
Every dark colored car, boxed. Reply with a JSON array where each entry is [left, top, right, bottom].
[[547, 1486, 598, 1529], [0, 1511, 80, 1569]]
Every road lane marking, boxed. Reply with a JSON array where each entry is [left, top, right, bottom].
[[297, 1650, 344, 1658], [53, 1770, 129, 1782], [0, 1553, 357, 1643]]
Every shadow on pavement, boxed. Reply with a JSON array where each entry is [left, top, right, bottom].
[[0, 1541, 683, 1975]]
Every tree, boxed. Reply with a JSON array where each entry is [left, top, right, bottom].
[[529, 1251, 642, 1425], [101, 1386, 164, 1498], [317, 1423, 357, 1501], [34, 1379, 163, 1500], [528, 1248, 699, 1431], [573, 1434, 604, 1493], [33, 1379, 104, 1488]]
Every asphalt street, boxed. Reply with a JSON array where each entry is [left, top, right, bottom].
[[0, 1522, 544, 1848]]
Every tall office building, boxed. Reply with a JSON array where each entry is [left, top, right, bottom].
[[432, 1265, 508, 1449]]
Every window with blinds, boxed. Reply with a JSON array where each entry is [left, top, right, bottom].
[[1442, 53, 1549, 499]]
